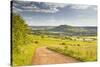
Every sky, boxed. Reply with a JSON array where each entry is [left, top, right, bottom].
[[12, 0, 97, 26]]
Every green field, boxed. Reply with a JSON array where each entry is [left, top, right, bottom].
[[31, 35, 97, 61], [12, 34, 97, 65], [12, 13, 97, 66]]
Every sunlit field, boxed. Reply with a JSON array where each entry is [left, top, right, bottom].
[[30, 35, 97, 62], [12, 1, 97, 66], [12, 13, 97, 65]]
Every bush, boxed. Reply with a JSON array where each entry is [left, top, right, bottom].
[[12, 13, 35, 66], [60, 42, 66, 45], [34, 41, 39, 44]]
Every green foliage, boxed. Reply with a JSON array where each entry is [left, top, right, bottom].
[[12, 13, 97, 65], [48, 44, 97, 62], [34, 41, 39, 44], [60, 42, 66, 45], [12, 13, 35, 66], [12, 13, 28, 49]]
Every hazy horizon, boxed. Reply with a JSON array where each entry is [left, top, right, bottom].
[[12, 1, 97, 26], [28, 24, 97, 27]]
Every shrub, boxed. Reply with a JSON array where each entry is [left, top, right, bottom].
[[60, 42, 66, 45], [12, 13, 35, 66], [34, 41, 39, 44]]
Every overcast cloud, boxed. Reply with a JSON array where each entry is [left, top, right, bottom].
[[12, 1, 97, 26]]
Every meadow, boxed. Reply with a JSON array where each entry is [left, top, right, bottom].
[[32, 35, 97, 62], [12, 34, 97, 65], [12, 13, 97, 66]]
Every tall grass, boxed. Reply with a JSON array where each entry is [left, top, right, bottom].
[[47, 42, 97, 62]]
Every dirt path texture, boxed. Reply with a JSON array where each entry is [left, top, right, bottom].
[[32, 47, 80, 65]]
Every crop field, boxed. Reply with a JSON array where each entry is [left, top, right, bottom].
[[12, 12, 97, 66], [31, 34, 97, 62]]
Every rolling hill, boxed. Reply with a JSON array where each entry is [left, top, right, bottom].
[[29, 25, 97, 36]]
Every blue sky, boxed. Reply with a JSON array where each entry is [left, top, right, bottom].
[[12, 1, 97, 26]]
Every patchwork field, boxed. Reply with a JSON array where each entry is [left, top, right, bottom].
[[31, 35, 97, 62]]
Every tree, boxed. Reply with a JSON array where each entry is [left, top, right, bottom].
[[12, 13, 28, 53]]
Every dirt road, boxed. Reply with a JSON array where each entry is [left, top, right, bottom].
[[32, 47, 80, 65]]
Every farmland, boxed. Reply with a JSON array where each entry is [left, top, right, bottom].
[[12, 13, 97, 66], [11, 1, 98, 66], [31, 34, 97, 62]]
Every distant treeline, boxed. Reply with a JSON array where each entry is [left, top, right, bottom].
[[29, 25, 97, 36]]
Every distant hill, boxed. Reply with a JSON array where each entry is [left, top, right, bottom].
[[29, 25, 97, 36], [49, 25, 97, 32], [29, 26, 55, 30], [48, 25, 97, 36]]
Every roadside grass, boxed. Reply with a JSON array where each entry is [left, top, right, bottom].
[[12, 34, 97, 65], [32, 35, 97, 62], [47, 42, 97, 62], [12, 35, 38, 66], [12, 44, 36, 66], [12, 35, 60, 66]]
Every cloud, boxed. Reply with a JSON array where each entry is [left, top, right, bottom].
[[71, 5, 90, 9], [91, 6, 97, 10], [12, 1, 67, 13], [12, 1, 97, 14], [45, 3, 68, 8], [70, 4, 97, 10]]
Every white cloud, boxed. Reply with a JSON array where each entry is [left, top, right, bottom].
[[13, 1, 67, 13], [12, 6, 23, 13], [70, 4, 97, 11], [92, 6, 97, 10], [13, 1, 97, 13], [71, 5, 90, 9], [46, 3, 67, 8]]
